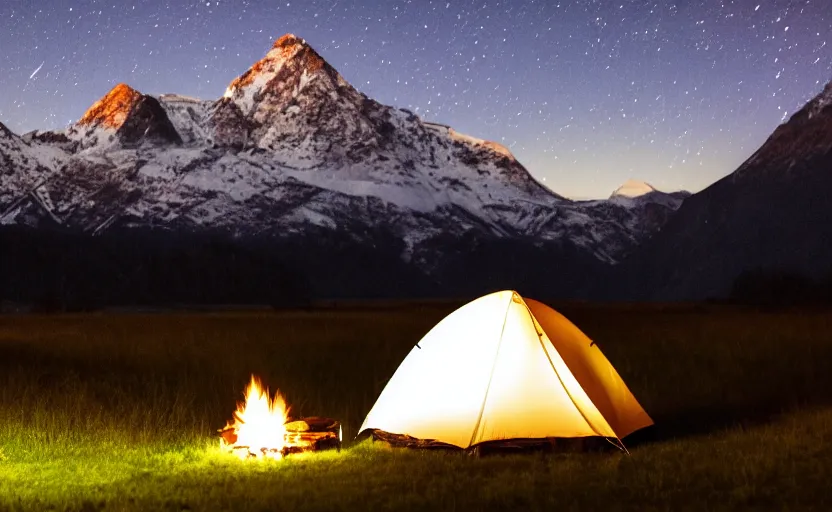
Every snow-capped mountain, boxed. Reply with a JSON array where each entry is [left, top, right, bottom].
[[609, 179, 690, 205], [609, 80, 832, 301], [66, 83, 183, 150], [610, 179, 689, 207], [0, 123, 68, 223], [611, 179, 657, 199], [600, 179, 692, 241], [0, 34, 688, 305]]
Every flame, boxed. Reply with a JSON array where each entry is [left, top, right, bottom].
[[225, 375, 290, 459]]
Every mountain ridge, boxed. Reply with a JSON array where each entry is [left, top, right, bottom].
[[0, 34, 692, 306], [607, 78, 832, 301]]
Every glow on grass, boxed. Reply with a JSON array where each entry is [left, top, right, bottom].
[[223, 375, 290, 460]]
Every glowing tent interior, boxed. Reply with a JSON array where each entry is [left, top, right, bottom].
[[358, 290, 653, 450]]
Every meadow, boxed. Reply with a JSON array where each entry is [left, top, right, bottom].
[[1, 301, 831, 511]]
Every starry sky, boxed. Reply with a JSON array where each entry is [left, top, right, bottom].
[[0, 0, 830, 199]]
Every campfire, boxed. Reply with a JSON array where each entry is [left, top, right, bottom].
[[219, 375, 341, 459]]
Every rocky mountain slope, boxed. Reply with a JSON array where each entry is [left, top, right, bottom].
[[609, 81, 832, 301], [0, 34, 688, 306]]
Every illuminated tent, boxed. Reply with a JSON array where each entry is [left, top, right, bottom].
[[359, 290, 653, 450]]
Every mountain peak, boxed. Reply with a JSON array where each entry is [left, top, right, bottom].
[[733, 80, 832, 180], [264, 33, 319, 67], [71, 82, 182, 147], [610, 179, 656, 199], [78, 83, 143, 129], [781, 80, 832, 123], [273, 33, 304, 49], [222, 33, 335, 115]]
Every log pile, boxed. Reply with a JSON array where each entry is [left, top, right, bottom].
[[283, 416, 342, 455], [218, 416, 341, 459]]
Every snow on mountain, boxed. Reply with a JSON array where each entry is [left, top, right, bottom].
[[157, 94, 214, 145], [0, 34, 687, 269], [0, 123, 69, 224], [610, 179, 656, 199], [807, 81, 832, 119], [62, 83, 182, 151], [608, 179, 690, 212]]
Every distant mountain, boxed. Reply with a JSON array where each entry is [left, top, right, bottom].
[[0, 34, 687, 308], [68, 83, 183, 149], [609, 179, 690, 208], [609, 81, 832, 301], [611, 179, 656, 199]]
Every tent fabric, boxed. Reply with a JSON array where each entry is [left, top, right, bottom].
[[358, 290, 653, 449], [524, 298, 653, 440]]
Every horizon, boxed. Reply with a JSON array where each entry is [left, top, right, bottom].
[[0, 1, 829, 199]]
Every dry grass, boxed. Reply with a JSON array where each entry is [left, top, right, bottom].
[[1, 303, 831, 511]]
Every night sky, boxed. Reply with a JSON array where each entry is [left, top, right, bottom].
[[0, 1, 830, 199]]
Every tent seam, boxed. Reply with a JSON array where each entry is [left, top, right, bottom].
[[521, 300, 619, 444], [467, 292, 514, 449]]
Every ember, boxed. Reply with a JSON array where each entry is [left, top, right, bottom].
[[219, 375, 341, 459]]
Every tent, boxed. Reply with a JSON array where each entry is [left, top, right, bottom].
[[358, 290, 653, 450]]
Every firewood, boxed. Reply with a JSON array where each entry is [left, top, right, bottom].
[[219, 417, 341, 457]]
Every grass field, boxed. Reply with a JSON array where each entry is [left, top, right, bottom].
[[1, 302, 831, 511]]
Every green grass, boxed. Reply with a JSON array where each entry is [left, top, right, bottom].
[[1, 304, 831, 511]]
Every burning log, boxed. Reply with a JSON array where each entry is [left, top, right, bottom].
[[283, 417, 342, 455], [218, 376, 341, 459], [219, 416, 342, 459]]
